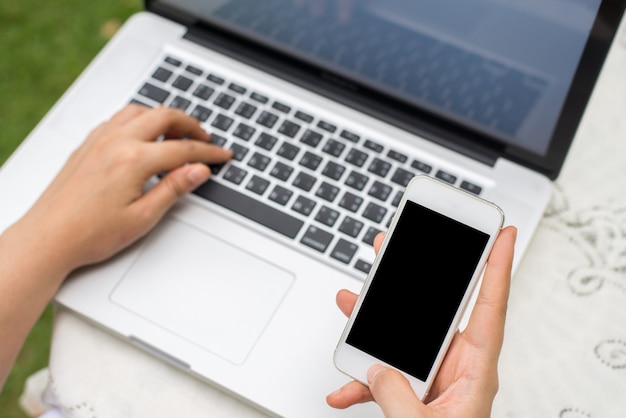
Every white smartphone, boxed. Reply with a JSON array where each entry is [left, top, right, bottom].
[[333, 175, 504, 400]]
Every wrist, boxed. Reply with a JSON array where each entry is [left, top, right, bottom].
[[1, 214, 75, 289]]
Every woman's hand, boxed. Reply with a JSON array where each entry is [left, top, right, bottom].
[[21, 104, 233, 273], [327, 226, 517, 418]]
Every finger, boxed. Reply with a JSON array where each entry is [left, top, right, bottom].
[[336, 289, 358, 317], [130, 163, 212, 229], [464, 226, 516, 348], [108, 103, 150, 126], [143, 140, 233, 175], [125, 106, 210, 142], [326, 380, 374, 409], [367, 365, 423, 417], [373, 232, 385, 254]]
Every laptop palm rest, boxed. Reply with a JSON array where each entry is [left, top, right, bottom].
[[110, 216, 295, 365]]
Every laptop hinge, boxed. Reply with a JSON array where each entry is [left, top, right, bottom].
[[183, 24, 501, 168]]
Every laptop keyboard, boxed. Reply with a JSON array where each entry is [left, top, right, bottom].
[[131, 54, 484, 280]]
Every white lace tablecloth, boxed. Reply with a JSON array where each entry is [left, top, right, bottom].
[[43, 20, 626, 418]]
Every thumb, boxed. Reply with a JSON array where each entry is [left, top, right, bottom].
[[135, 163, 211, 225], [367, 365, 424, 417]]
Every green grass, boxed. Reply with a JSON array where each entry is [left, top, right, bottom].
[[0, 0, 142, 415]]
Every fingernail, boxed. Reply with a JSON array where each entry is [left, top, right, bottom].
[[367, 364, 386, 384], [187, 164, 210, 185]]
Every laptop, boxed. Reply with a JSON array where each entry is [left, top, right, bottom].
[[1, 0, 624, 416]]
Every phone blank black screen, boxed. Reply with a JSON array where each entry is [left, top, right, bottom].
[[346, 201, 489, 381]]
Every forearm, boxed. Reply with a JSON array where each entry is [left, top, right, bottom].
[[0, 217, 72, 390]]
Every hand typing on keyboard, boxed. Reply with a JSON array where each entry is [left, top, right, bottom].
[[0, 104, 233, 390], [327, 226, 517, 418]]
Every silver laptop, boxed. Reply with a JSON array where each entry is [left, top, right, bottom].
[[1, 0, 625, 416]]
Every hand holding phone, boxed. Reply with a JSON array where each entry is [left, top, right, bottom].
[[333, 175, 505, 400]]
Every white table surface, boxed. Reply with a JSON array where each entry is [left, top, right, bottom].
[[42, 19, 626, 418]]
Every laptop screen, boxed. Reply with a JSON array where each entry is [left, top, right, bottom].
[[149, 0, 625, 179]]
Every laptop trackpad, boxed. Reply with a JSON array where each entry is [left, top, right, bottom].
[[110, 217, 295, 365]]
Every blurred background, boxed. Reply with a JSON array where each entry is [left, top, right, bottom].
[[0, 0, 141, 415]]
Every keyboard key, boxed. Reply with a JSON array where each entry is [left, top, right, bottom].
[[255, 133, 278, 151], [269, 185, 293, 206], [345, 170, 369, 191], [246, 175, 270, 195], [299, 151, 322, 171], [293, 172, 316, 191], [362, 226, 383, 246], [194, 181, 303, 239], [272, 101, 291, 113], [230, 143, 249, 161], [247, 152, 271, 172], [256, 111, 279, 129], [185, 64, 203, 75], [152, 67, 172, 82], [387, 149, 408, 163], [250, 92, 269, 104], [278, 120, 301, 138], [364, 139, 384, 153], [207, 73, 225, 85], [460, 180, 482, 195], [362, 202, 387, 223], [276, 142, 300, 161], [345, 148, 368, 167], [321, 161, 346, 180], [300, 225, 333, 253], [164, 56, 182, 67], [214, 93, 236, 110], [292, 195, 316, 216], [354, 259, 372, 274], [340, 129, 360, 143], [322, 139, 346, 158], [138, 83, 169, 103], [172, 75, 193, 91], [233, 123, 256, 141], [390, 167, 414, 187], [315, 182, 340, 202], [331, 239, 358, 264], [317, 120, 337, 133], [391, 190, 403, 207], [411, 159, 432, 174], [193, 84, 215, 101], [300, 129, 323, 148], [338, 216, 364, 237], [270, 162, 294, 181], [368, 157, 391, 178], [234, 102, 258, 119], [169, 96, 191, 111], [368, 181, 392, 202], [228, 82, 246, 94], [130, 98, 151, 108], [294, 111, 314, 123], [435, 170, 457, 184], [190, 105, 212, 122], [338, 192, 363, 212], [211, 114, 234, 131], [223, 165, 248, 185], [315, 206, 340, 227]]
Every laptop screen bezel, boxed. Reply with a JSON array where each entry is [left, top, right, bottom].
[[144, 0, 626, 180]]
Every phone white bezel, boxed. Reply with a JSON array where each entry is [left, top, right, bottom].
[[333, 174, 504, 400]]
